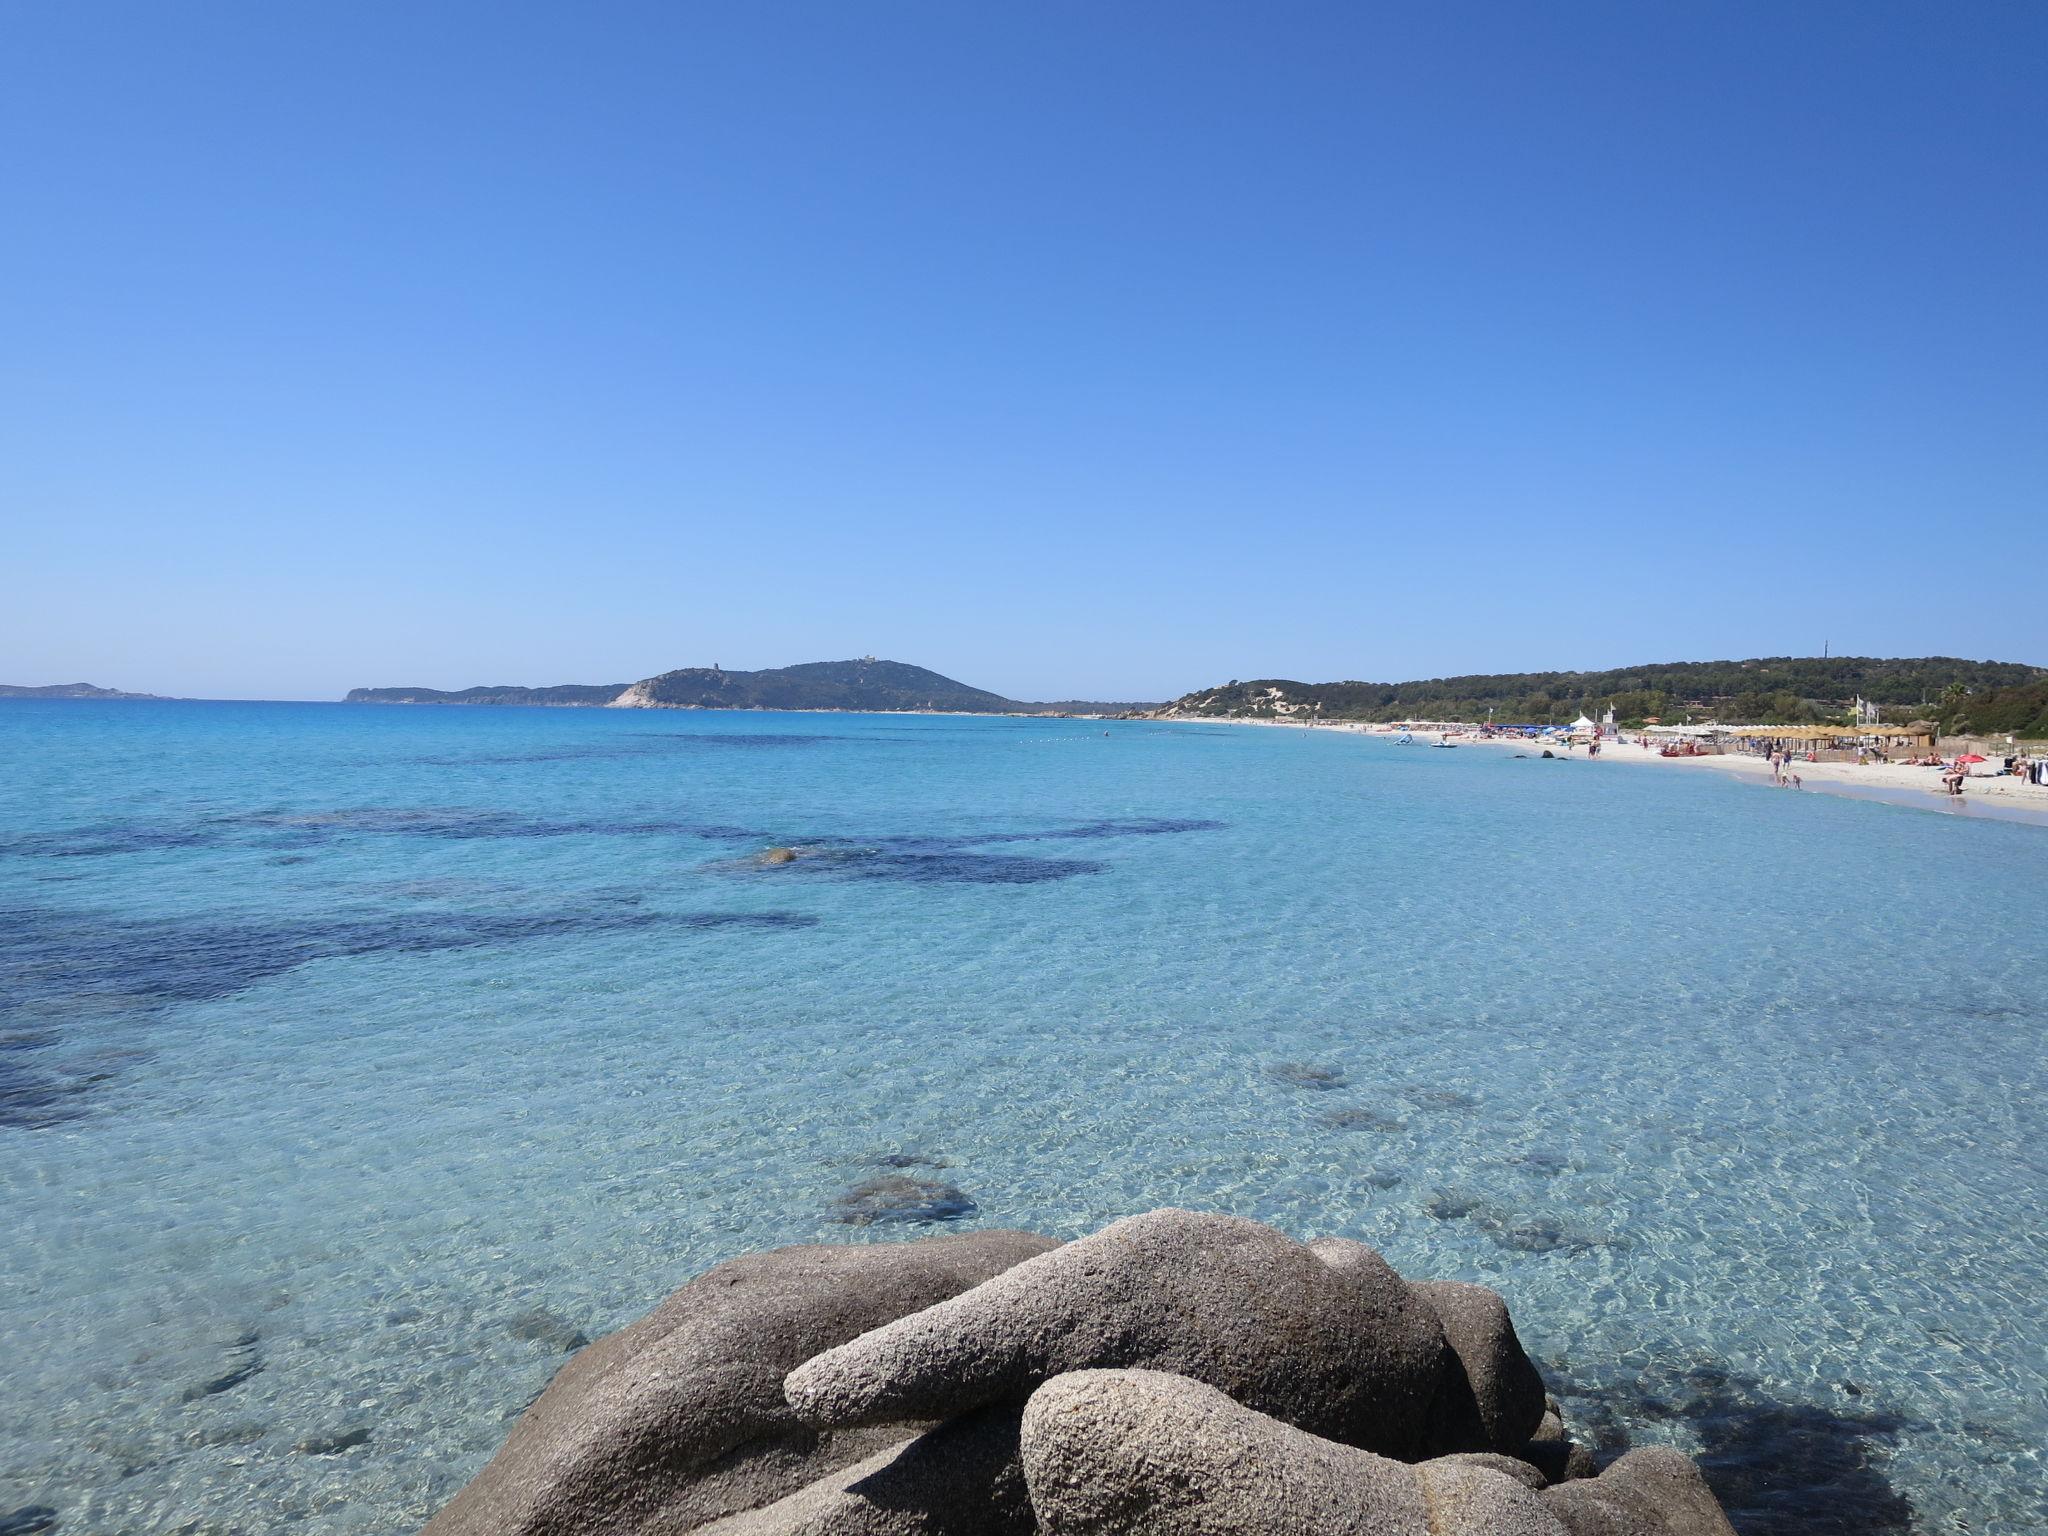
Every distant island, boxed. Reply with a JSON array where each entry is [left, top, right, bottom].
[[0, 682, 169, 700], [347, 658, 1156, 716], [1154, 655, 2048, 736]]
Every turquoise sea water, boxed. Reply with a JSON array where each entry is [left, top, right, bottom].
[[1, 700, 2042, 1535]]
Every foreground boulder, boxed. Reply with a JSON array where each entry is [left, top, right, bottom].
[[786, 1209, 1458, 1459], [1020, 1371, 1734, 1536], [1019, 1369, 1553, 1534], [695, 1407, 1030, 1536], [424, 1228, 1056, 1536], [427, 1211, 1738, 1536], [1407, 1276, 1550, 1452], [1542, 1447, 1739, 1536]]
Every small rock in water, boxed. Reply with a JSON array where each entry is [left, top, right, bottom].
[[294, 1424, 373, 1455], [0, 1507, 58, 1536], [179, 1331, 263, 1401], [1492, 1217, 1572, 1253], [506, 1307, 591, 1353], [829, 1174, 977, 1225], [1426, 1192, 1614, 1255], [1504, 1149, 1571, 1176], [1362, 1170, 1404, 1190], [1317, 1106, 1405, 1132], [873, 1150, 951, 1169], [1267, 1061, 1347, 1090], [183, 1419, 272, 1449], [1403, 1086, 1479, 1110], [758, 846, 799, 865]]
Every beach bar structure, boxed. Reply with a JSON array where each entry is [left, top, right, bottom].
[[1731, 722, 1937, 760]]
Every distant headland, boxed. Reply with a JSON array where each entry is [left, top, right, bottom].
[[0, 682, 171, 700], [345, 658, 1156, 716]]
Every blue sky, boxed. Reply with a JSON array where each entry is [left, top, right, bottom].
[[4, 2, 2043, 701]]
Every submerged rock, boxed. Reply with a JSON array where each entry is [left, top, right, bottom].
[[0, 1508, 59, 1536], [294, 1423, 373, 1455], [1425, 1191, 1618, 1255], [1404, 1085, 1481, 1110], [1542, 1354, 1914, 1534], [1317, 1105, 1406, 1132], [177, 1330, 263, 1402], [828, 1176, 976, 1226], [508, 1307, 593, 1353], [1267, 1061, 1347, 1090], [759, 848, 799, 865]]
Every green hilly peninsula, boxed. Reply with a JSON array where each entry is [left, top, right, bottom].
[[0, 682, 169, 700], [346, 658, 1152, 715], [1160, 655, 2048, 730]]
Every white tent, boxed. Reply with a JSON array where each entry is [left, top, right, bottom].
[[1570, 714, 1596, 733]]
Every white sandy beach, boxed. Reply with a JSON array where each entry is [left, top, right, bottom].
[[1462, 730, 2048, 809], [1157, 713, 2048, 821]]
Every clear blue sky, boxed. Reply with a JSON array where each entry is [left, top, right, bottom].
[[4, 2, 2043, 701]]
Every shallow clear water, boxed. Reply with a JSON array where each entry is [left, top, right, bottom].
[[1, 701, 2041, 1535]]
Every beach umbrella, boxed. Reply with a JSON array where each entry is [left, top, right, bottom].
[[1956, 753, 1987, 763]]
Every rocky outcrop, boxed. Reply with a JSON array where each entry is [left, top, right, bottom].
[[423, 1229, 1056, 1536], [1018, 1372, 1732, 1536], [694, 1407, 1032, 1536], [785, 1210, 1457, 1460], [428, 1212, 1738, 1536], [1407, 1276, 1550, 1453]]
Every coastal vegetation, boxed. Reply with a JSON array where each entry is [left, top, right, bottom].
[[1162, 656, 2047, 728], [0, 682, 168, 699], [1940, 679, 2048, 739]]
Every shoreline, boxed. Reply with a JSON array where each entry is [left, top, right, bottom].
[[1151, 713, 2048, 827]]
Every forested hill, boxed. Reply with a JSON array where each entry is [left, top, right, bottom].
[[0, 682, 168, 700], [616, 659, 1014, 712], [1160, 656, 2048, 727], [347, 659, 1155, 715]]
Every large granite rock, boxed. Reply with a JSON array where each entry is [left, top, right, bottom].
[[426, 1211, 1738, 1536], [1409, 1276, 1549, 1452], [786, 1209, 1456, 1458], [1018, 1368, 1566, 1535], [694, 1407, 1030, 1536], [1542, 1447, 1739, 1536], [424, 1228, 1056, 1536]]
